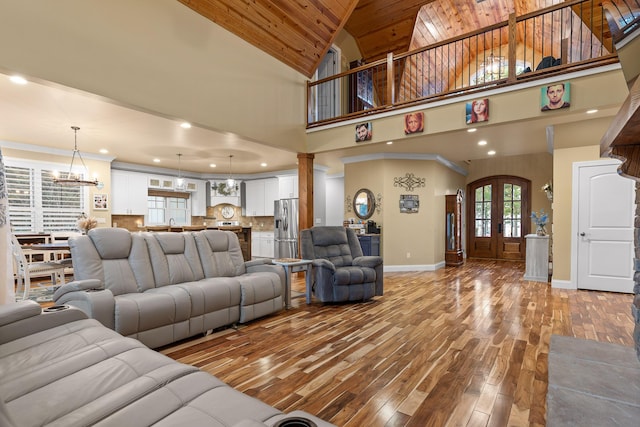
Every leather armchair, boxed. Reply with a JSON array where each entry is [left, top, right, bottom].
[[300, 226, 383, 302]]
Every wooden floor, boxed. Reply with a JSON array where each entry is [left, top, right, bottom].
[[160, 259, 635, 427]]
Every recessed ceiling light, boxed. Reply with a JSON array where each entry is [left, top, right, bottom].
[[386, 141, 393, 145], [99, 148, 109, 154], [586, 109, 598, 114], [153, 158, 161, 163], [209, 163, 216, 168], [478, 140, 487, 146], [488, 150, 496, 155], [261, 163, 267, 167], [180, 122, 191, 129], [467, 128, 477, 133], [9, 75, 27, 85]]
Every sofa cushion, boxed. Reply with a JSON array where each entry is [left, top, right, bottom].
[[307, 227, 354, 267], [195, 231, 246, 277], [114, 290, 191, 337], [333, 266, 376, 286], [71, 230, 155, 295], [144, 232, 205, 287]]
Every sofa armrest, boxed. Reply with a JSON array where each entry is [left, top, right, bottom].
[[246, 262, 286, 287], [53, 279, 103, 299], [0, 301, 88, 345], [311, 258, 336, 272], [53, 282, 116, 330], [352, 256, 383, 268], [245, 259, 272, 268], [0, 300, 42, 326]]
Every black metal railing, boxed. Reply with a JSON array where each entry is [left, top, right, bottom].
[[307, 0, 633, 127]]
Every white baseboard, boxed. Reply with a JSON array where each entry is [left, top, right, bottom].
[[384, 261, 445, 272], [551, 278, 576, 289]]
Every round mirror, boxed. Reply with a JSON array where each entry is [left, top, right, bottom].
[[353, 188, 375, 220]]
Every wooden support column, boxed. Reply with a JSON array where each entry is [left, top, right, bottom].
[[297, 153, 314, 236]]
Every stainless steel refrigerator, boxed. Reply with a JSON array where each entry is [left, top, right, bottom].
[[274, 198, 299, 259]]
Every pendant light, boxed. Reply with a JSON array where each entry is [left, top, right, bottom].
[[226, 155, 236, 189], [175, 153, 186, 191], [53, 126, 99, 186]]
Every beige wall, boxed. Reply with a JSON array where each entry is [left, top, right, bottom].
[[3, 146, 113, 227], [346, 159, 466, 266]]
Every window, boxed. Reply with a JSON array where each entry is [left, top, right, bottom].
[[475, 184, 492, 237], [146, 195, 190, 226], [5, 159, 87, 232], [502, 183, 522, 238]]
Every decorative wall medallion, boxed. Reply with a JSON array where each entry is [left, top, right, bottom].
[[394, 173, 425, 191], [345, 195, 352, 213], [375, 193, 383, 214]]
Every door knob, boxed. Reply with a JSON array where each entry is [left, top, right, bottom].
[[580, 232, 586, 236]]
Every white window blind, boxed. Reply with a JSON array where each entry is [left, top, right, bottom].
[[5, 160, 87, 233]]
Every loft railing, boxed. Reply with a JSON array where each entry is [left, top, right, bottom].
[[307, 0, 633, 127]]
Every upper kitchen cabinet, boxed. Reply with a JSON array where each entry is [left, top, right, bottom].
[[210, 180, 242, 207], [190, 180, 207, 216], [243, 178, 278, 216], [278, 175, 298, 199], [111, 170, 148, 215]]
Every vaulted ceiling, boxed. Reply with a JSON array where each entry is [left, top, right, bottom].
[[177, 0, 575, 78]]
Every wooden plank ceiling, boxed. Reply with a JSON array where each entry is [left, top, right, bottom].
[[176, 0, 609, 78]]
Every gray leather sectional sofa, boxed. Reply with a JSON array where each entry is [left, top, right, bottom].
[[53, 228, 286, 348], [0, 300, 334, 427]]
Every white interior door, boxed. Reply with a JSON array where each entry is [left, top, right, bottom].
[[575, 160, 634, 293]]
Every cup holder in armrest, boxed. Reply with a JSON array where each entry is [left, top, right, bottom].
[[273, 418, 317, 427], [43, 305, 70, 312]]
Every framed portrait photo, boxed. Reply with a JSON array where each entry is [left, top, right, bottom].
[[404, 112, 424, 134], [355, 122, 372, 142], [466, 98, 489, 124], [93, 194, 108, 210], [541, 82, 570, 111]]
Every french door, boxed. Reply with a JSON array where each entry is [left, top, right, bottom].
[[467, 176, 530, 260]]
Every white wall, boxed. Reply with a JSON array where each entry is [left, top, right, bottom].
[[325, 175, 344, 226]]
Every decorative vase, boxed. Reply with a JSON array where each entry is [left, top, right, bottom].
[[536, 224, 547, 236]]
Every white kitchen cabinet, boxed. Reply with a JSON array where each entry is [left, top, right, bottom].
[[190, 180, 207, 216], [111, 170, 148, 215], [278, 175, 298, 199], [244, 178, 278, 216], [252, 231, 274, 258]]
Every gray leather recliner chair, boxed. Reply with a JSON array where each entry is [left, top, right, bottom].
[[300, 226, 383, 302]]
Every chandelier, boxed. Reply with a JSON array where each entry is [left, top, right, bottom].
[[482, 53, 506, 81], [175, 153, 186, 191], [53, 126, 99, 187], [226, 155, 235, 189]]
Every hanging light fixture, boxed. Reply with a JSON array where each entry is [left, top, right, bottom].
[[482, 53, 506, 81], [53, 126, 99, 186], [226, 155, 235, 189], [175, 153, 186, 191]]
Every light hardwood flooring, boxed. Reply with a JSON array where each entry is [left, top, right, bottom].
[[160, 259, 635, 427]]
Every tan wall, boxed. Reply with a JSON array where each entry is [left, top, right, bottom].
[[3, 146, 113, 228], [346, 159, 465, 266], [306, 69, 627, 153]]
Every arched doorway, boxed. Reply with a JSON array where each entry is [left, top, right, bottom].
[[467, 176, 531, 260]]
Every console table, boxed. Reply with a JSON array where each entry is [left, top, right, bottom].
[[524, 234, 549, 282]]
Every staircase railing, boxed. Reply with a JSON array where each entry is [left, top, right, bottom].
[[307, 0, 629, 127]]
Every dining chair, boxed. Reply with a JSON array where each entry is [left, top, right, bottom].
[[10, 234, 66, 301]]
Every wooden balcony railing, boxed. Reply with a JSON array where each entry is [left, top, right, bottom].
[[307, 0, 634, 127]]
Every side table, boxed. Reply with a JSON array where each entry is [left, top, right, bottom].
[[272, 258, 312, 308], [524, 234, 550, 282]]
